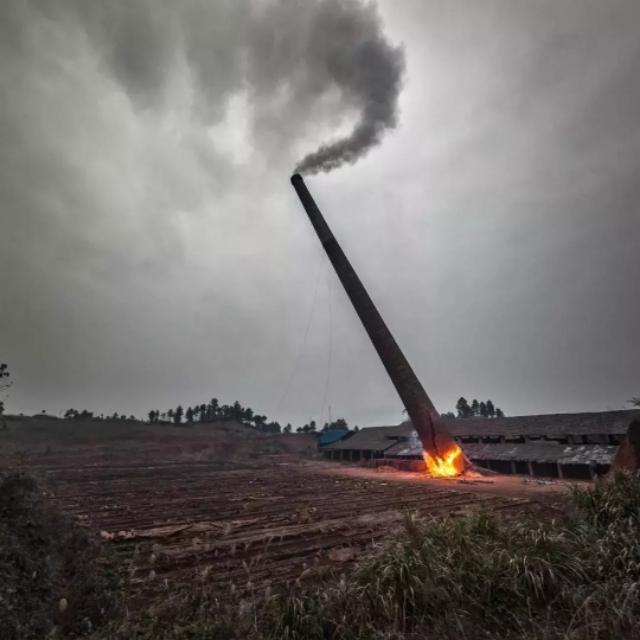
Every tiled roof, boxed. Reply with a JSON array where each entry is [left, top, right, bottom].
[[423, 410, 638, 439], [384, 439, 424, 458], [464, 442, 617, 465], [385, 438, 616, 465], [322, 423, 413, 451]]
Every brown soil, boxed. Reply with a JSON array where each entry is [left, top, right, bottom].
[[1, 417, 575, 609]]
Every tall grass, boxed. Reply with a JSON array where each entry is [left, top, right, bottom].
[[0, 473, 121, 640], [5, 471, 640, 639], [256, 473, 640, 640]]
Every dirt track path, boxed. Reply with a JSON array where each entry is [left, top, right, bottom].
[[315, 461, 578, 503]]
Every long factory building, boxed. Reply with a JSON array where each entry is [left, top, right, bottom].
[[319, 410, 640, 480]]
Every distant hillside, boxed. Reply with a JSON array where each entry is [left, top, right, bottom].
[[0, 415, 317, 469]]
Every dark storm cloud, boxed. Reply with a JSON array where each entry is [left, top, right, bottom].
[[26, 0, 403, 173], [1, 0, 639, 425], [0, 0, 405, 419]]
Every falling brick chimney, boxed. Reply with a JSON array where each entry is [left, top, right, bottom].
[[290, 174, 464, 470]]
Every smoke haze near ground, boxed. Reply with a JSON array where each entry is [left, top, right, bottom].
[[1, 0, 639, 426]]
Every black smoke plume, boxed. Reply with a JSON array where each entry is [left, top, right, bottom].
[[9, 0, 403, 175], [292, 1, 405, 174]]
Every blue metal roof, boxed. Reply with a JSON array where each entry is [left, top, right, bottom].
[[318, 429, 351, 446]]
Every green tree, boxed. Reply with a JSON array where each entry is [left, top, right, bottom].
[[456, 397, 471, 418], [207, 398, 219, 421], [495, 408, 504, 418], [283, 423, 292, 434], [174, 405, 183, 425], [486, 400, 495, 418], [479, 401, 488, 418], [266, 421, 281, 434], [185, 406, 194, 424], [231, 401, 243, 422], [471, 399, 480, 416], [322, 418, 348, 430]]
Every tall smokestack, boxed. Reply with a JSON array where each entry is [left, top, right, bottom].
[[291, 174, 464, 471]]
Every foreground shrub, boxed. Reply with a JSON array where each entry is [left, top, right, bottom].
[[571, 471, 640, 526], [0, 473, 120, 639]]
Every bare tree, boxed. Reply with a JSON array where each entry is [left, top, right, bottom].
[[0, 363, 11, 392], [0, 363, 12, 419]]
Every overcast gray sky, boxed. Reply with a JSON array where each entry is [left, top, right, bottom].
[[1, 0, 638, 426]]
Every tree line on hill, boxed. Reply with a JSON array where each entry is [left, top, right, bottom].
[[60, 399, 352, 436], [440, 397, 505, 419], [146, 399, 286, 433], [63, 409, 138, 422], [296, 418, 355, 434], [59, 400, 352, 436], [145, 398, 352, 435]]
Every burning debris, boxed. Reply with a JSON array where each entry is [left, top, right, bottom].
[[423, 444, 465, 478], [403, 428, 465, 477], [290, 174, 468, 477]]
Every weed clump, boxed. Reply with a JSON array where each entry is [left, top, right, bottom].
[[0, 473, 120, 639]]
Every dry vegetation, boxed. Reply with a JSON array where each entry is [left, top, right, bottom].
[[0, 473, 120, 640], [256, 474, 640, 640], [2, 417, 639, 639]]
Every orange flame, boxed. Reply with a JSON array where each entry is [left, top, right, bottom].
[[423, 443, 465, 477]]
